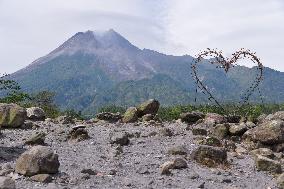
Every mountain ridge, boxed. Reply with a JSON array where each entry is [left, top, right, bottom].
[[10, 29, 284, 112]]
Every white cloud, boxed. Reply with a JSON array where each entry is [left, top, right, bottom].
[[161, 0, 284, 70], [0, 0, 283, 73]]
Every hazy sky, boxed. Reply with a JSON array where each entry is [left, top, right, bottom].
[[1, 0, 284, 73]]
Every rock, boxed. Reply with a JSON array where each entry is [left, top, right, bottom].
[[172, 158, 188, 169], [191, 125, 207, 136], [250, 148, 275, 159], [24, 132, 46, 145], [243, 120, 284, 145], [68, 126, 89, 142], [30, 174, 52, 183], [81, 168, 97, 175], [137, 99, 160, 117], [95, 112, 122, 123], [204, 113, 226, 125], [180, 112, 205, 124], [159, 128, 173, 137], [257, 114, 267, 124], [225, 115, 241, 123], [26, 107, 46, 121], [168, 146, 188, 155], [229, 124, 247, 136], [122, 107, 139, 123], [266, 111, 284, 121], [0, 103, 26, 128], [56, 115, 74, 124], [197, 137, 222, 147], [15, 146, 60, 176], [0, 176, 15, 189], [212, 124, 229, 139], [160, 161, 174, 175], [191, 145, 227, 167], [142, 114, 155, 122], [277, 173, 284, 189], [160, 158, 187, 175], [254, 155, 282, 174], [110, 132, 130, 146]]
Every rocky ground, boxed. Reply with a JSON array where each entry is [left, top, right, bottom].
[[0, 101, 284, 189]]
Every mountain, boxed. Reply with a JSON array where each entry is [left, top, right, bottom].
[[11, 29, 284, 113]]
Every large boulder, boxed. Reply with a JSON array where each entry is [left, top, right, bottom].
[[0, 103, 26, 128], [191, 145, 227, 167], [254, 155, 282, 174], [180, 111, 205, 124], [26, 107, 46, 121], [95, 112, 122, 123], [243, 120, 284, 145], [204, 113, 227, 126], [15, 146, 60, 176], [137, 99, 160, 117], [265, 111, 284, 121], [122, 107, 139, 123]]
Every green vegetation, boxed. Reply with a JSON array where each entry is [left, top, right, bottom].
[[158, 104, 284, 121], [97, 105, 126, 114], [0, 74, 29, 104]]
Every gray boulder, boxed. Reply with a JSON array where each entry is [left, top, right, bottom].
[[243, 120, 284, 145], [26, 107, 46, 121], [137, 99, 160, 117], [122, 107, 139, 123], [0, 103, 26, 128], [191, 145, 227, 167], [15, 146, 60, 176]]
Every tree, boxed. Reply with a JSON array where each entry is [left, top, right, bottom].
[[0, 73, 29, 103], [27, 91, 60, 118]]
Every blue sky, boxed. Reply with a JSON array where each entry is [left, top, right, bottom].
[[0, 0, 284, 73]]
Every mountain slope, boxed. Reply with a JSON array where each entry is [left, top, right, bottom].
[[11, 29, 284, 112]]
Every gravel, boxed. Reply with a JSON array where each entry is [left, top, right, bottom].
[[0, 120, 279, 189]]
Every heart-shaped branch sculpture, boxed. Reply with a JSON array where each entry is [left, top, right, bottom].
[[191, 48, 264, 114]]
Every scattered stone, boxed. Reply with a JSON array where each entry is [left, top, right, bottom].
[[110, 132, 130, 146], [0, 176, 15, 189], [68, 126, 89, 142], [0, 103, 27, 128], [30, 174, 52, 183], [56, 115, 74, 124], [168, 146, 188, 155], [251, 148, 275, 159], [197, 136, 222, 147], [191, 126, 207, 136], [180, 111, 205, 124], [266, 111, 284, 121], [254, 155, 282, 174], [229, 124, 247, 136], [122, 107, 139, 123], [277, 173, 284, 189], [204, 113, 226, 125], [212, 124, 229, 139], [226, 115, 241, 123], [81, 168, 97, 175], [160, 158, 187, 175], [172, 158, 188, 169], [95, 112, 122, 123], [244, 120, 284, 145], [191, 145, 228, 167], [26, 107, 46, 121], [142, 114, 155, 122], [159, 128, 173, 137], [137, 99, 160, 117], [15, 146, 60, 176], [24, 132, 46, 145]]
